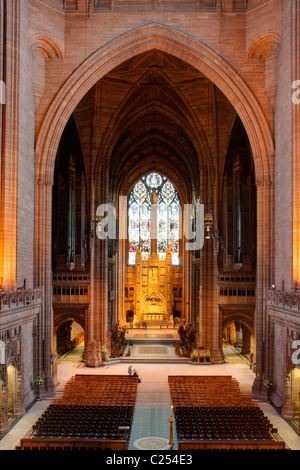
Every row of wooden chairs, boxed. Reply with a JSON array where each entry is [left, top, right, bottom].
[[52, 374, 138, 407], [175, 406, 277, 441], [169, 375, 256, 409], [168, 376, 281, 447], [32, 405, 134, 440], [19, 375, 138, 449]]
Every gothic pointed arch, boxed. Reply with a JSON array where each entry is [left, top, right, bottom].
[[35, 23, 274, 185]]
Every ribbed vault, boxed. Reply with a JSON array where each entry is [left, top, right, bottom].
[[71, 50, 237, 204]]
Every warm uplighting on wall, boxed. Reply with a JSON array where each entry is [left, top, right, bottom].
[[293, 145, 300, 289], [1, 257, 16, 290], [293, 217, 300, 290]]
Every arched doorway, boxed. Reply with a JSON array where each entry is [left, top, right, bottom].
[[7, 365, 21, 422], [222, 315, 254, 364], [287, 366, 300, 429], [55, 319, 84, 357]]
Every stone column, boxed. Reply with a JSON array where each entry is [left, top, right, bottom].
[[252, 180, 274, 399], [85, 169, 110, 366], [85, 181, 101, 367], [292, 0, 300, 289], [201, 233, 224, 364], [34, 179, 55, 394], [0, 0, 19, 291], [241, 324, 251, 355]]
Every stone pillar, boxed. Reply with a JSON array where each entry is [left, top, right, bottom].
[[292, 0, 300, 289], [203, 237, 224, 364], [252, 180, 274, 400], [83, 181, 101, 366], [94, 234, 109, 351], [241, 325, 251, 355], [83, 168, 110, 365], [0, 0, 19, 291], [34, 179, 55, 394]]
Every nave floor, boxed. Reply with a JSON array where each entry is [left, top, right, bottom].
[[1, 346, 300, 451]]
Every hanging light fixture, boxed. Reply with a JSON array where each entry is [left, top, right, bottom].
[[204, 204, 214, 239]]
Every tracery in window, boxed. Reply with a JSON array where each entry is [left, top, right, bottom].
[[128, 173, 180, 265]]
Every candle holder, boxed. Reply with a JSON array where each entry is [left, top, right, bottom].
[[168, 417, 175, 446]]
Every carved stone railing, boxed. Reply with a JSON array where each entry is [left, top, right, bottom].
[[266, 289, 300, 313], [0, 288, 43, 312], [53, 272, 90, 283], [53, 0, 269, 14], [52, 273, 90, 304], [93, 0, 218, 12], [63, 0, 256, 13], [218, 275, 256, 305]]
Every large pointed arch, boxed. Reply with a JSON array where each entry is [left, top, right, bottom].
[[36, 22, 274, 185], [35, 22, 275, 379]]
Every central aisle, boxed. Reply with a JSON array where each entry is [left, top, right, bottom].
[[129, 380, 178, 450], [125, 331, 179, 448]]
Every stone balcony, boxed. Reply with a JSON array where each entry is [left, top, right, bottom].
[[218, 275, 256, 306], [266, 289, 300, 313], [52, 273, 90, 304], [0, 288, 42, 312], [62, 0, 268, 13]]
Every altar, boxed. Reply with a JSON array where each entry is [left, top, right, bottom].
[[124, 327, 181, 361], [123, 246, 183, 327], [143, 313, 164, 322]]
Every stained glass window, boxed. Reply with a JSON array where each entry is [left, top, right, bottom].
[[128, 173, 180, 265]]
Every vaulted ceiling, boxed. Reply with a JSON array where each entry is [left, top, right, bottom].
[[71, 50, 238, 203]]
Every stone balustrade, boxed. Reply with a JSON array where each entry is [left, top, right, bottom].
[[52, 273, 90, 304], [61, 0, 267, 13], [218, 275, 256, 305], [0, 288, 42, 312], [266, 289, 300, 313]]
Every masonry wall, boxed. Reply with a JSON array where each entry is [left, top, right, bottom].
[[29, 0, 280, 141], [17, 0, 35, 289], [273, 0, 293, 290]]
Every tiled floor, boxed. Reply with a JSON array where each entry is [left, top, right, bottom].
[[1, 345, 300, 451], [132, 343, 176, 357], [129, 381, 178, 450]]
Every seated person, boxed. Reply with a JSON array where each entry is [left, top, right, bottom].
[[133, 370, 141, 383]]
